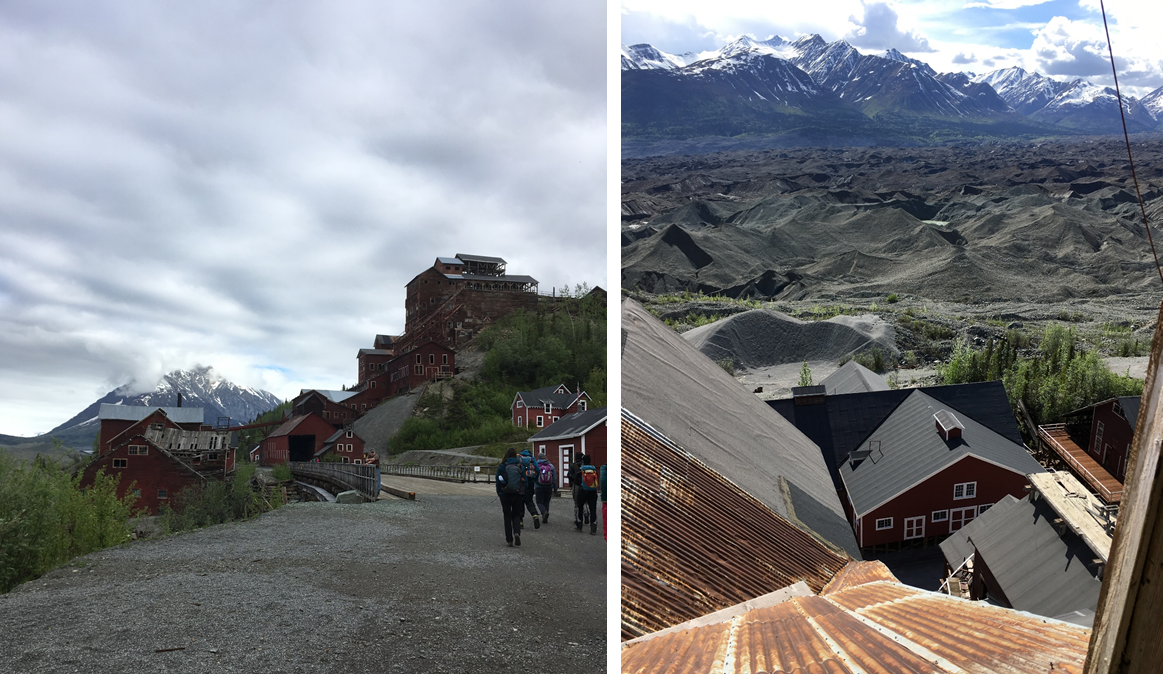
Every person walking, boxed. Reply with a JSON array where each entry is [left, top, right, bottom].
[[496, 448, 525, 547], [571, 454, 599, 535], [518, 448, 540, 529], [534, 450, 556, 524], [600, 463, 607, 540]]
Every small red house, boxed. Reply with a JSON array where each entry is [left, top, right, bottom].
[[527, 408, 606, 487], [838, 390, 1045, 550], [260, 412, 341, 465], [512, 384, 591, 430], [1066, 396, 1140, 483], [83, 405, 235, 515], [316, 427, 366, 463]]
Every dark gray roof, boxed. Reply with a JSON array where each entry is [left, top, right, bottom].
[[939, 494, 1022, 571], [622, 298, 859, 558], [435, 256, 462, 265], [515, 385, 581, 411], [820, 361, 890, 395], [838, 389, 1046, 517], [324, 428, 362, 443], [528, 408, 606, 441], [358, 348, 391, 356], [451, 273, 538, 284], [769, 380, 1025, 487], [1116, 396, 1141, 429], [967, 493, 1104, 618], [98, 404, 205, 424], [454, 253, 505, 264]]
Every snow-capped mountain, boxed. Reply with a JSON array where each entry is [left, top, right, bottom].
[[623, 34, 1163, 143], [42, 366, 283, 448], [1143, 87, 1163, 122]]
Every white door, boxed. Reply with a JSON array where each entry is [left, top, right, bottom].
[[559, 444, 574, 486], [904, 516, 925, 540]]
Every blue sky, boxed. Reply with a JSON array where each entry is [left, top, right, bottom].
[[622, 0, 1162, 95]]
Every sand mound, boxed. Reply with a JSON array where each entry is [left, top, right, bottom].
[[683, 309, 898, 369]]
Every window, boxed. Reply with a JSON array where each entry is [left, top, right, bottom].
[[553, 416, 559, 423], [346, 430, 353, 438], [371, 381, 376, 389], [209, 453, 219, 461], [953, 482, 977, 500], [536, 416, 544, 427], [113, 458, 127, 468], [978, 503, 994, 515], [904, 516, 925, 539], [347, 444, 353, 452], [578, 400, 586, 412], [544, 402, 552, 415], [1112, 402, 1121, 415], [192, 455, 201, 465], [128, 445, 147, 455], [875, 517, 893, 530], [442, 354, 448, 365], [343, 457, 350, 463], [416, 354, 422, 363], [1094, 421, 1104, 454], [517, 416, 523, 426], [354, 459, 362, 465], [132, 489, 141, 498], [324, 411, 331, 420], [414, 364, 423, 375], [158, 489, 168, 499], [428, 354, 435, 365], [932, 510, 948, 522], [362, 404, 367, 411]]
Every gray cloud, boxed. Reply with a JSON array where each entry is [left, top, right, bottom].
[[844, 1, 935, 52], [952, 52, 977, 65], [0, 0, 606, 436]]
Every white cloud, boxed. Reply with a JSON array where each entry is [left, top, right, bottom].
[[845, 1, 935, 52]]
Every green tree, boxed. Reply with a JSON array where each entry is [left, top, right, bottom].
[[798, 361, 813, 387]]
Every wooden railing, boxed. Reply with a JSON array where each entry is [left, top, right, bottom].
[[288, 462, 382, 501], [1038, 424, 1123, 503], [382, 464, 495, 484]]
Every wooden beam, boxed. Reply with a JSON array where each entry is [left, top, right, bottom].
[[1085, 305, 1163, 673]]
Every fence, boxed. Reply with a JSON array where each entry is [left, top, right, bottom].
[[288, 462, 382, 501], [382, 464, 496, 484]]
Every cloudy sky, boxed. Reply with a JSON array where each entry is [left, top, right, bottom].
[[622, 0, 1162, 97], [0, 1, 606, 437]]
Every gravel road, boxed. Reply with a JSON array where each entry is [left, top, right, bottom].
[[0, 492, 606, 673]]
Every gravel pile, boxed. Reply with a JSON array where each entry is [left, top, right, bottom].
[[683, 309, 897, 369], [0, 495, 606, 673]]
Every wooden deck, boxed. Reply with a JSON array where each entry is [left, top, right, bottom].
[[1038, 424, 1123, 503]]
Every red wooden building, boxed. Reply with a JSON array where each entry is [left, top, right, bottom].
[[511, 384, 591, 430], [404, 254, 538, 346], [527, 408, 606, 487], [837, 390, 1045, 550], [260, 412, 344, 465], [292, 389, 360, 425], [83, 405, 236, 515], [1065, 396, 1140, 483], [316, 427, 365, 463]]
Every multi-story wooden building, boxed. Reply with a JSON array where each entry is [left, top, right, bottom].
[[404, 254, 538, 347], [260, 412, 347, 465], [1068, 396, 1140, 483], [83, 405, 237, 515], [511, 384, 591, 430]]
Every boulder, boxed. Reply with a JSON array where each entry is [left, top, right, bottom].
[[335, 491, 364, 504]]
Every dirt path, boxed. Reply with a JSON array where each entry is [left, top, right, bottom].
[[0, 496, 606, 673]]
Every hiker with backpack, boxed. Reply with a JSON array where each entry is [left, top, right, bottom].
[[534, 450, 556, 524], [600, 463, 607, 540], [495, 448, 526, 547], [570, 453, 600, 535], [518, 449, 541, 529]]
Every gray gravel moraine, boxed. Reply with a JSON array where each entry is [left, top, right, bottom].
[[0, 495, 606, 673]]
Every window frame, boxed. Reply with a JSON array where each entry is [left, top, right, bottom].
[[932, 509, 948, 522], [112, 458, 127, 468], [875, 517, 893, 530], [953, 481, 977, 500]]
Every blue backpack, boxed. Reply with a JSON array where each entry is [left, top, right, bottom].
[[580, 465, 599, 491]]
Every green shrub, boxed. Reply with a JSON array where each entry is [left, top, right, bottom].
[[886, 293, 899, 303], [851, 348, 888, 373], [717, 358, 736, 376], [798, 361, 813, 387], [0, 453, 135, 593], [271, 463, 292, 481], [158, 462, 275, 533]]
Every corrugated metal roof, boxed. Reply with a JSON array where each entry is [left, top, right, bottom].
[[820, 361, 890, 395], [98, 404, 205, 424], [621, 410, 850, 642], [527, 408, 605, 442], [268, 414, 311, 438], [298, 389, 358, 403], [839, 389, 1046, 516], [622, 563, 1092, 674], [454, 253, 505, 264], [820, 559, 899, 595], [622, 299, 859, 558], [967, 491, 1104, 618]]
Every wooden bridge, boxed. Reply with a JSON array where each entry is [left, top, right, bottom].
[[288, 462, 382, 501]]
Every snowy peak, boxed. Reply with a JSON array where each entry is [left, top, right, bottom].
[[621, 43, 689, 71], [972, 67, 1071, 115], [1143, 87, 1163, 121]]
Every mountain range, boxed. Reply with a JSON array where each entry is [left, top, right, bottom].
[[0, 366, 283, 452], [622, 35, 1162, 149]]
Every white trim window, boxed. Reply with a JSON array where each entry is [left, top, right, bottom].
[[158, 489, 168, 499], [113, 458, 127, 468], [904, 516, 925, 539], [552, 416, 559, 423], [932, 509, 948, 522], [537, 415, 544, 427], [978, 503, 995, 515], [875, 517, 893, 530], [578, 400, 586, 412], [953, 481, 977, 500], [544, 402, 553, 415]]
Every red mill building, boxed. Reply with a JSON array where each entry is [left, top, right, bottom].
[[404, 254, 539, 347]]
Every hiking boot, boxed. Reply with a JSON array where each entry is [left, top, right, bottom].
[[542, 514, 549, 524], [507, 541, 513, 547], [533, 514, 540, 529], [514, 534, 521, 547], [574, 521, 582, 531], [591, 523, 597, 535]]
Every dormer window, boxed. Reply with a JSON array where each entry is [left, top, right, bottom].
[[934, 410, 964, 441], [544, 402, 552, 415], [578, 400, 586, 412]]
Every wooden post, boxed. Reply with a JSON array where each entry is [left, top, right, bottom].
[[1085, 305, 1162, 673]]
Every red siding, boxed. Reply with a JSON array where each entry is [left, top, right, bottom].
[[528, 420, 606, 486], [854, 455, 1031, 548], [262, 413, 340, 466], [511, 391, 591, 431], [1089, 402, 1134, 482], [81, 435, 201, 516]]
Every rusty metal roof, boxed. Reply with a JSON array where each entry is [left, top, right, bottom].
[[621, 410, 850, 642], [622, 562, 1092, 674]]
